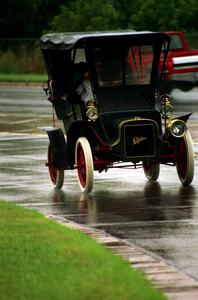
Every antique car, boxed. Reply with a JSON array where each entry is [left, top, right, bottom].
[[40, 31, 194, 193]]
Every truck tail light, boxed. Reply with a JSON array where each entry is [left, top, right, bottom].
[[166, 58, 174, 77]]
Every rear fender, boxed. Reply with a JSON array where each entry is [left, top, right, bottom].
[[46, 128, 68, 169]]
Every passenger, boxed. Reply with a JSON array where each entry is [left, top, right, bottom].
[[75, 62, 95, 107], [63, 62, 96, 133]]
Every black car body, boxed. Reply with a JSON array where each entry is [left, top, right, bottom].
[[40, 31, 194, 193]]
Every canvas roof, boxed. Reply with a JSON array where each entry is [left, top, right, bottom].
[[40, 30, 170, 50]]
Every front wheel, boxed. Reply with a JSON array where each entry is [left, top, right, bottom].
[[176, 130, 194, 186], [143, 161, 160, 182], [48, 144, 64, 189], [75, 137, 94, 193]]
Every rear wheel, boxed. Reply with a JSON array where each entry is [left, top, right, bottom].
[[48, 144, 64, 189], [143, 161, 160, 182], [176, 130, 194, 186], [75, 137, 94, 193]]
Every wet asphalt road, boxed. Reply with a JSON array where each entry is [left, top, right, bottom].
[[1, 84, 198, 280]]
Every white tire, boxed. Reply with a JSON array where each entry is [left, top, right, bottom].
[[143, 161, 160, 182], [48, 144, 64, 189], [176, 130, 194, 186], [75, 137, 94, 193]]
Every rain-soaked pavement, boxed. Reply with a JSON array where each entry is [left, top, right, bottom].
[[1, 84, 198, 281]]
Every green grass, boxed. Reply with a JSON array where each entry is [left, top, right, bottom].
[[0, 73, 47, 82], [0, 200, 167, 300]]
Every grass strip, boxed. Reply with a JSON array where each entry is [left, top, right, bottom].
[[0, 200, 167, 300], [0, 73, 47, 82]]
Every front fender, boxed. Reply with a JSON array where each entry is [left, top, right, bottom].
[[46, 128, 68, 169], [173, 113, 192, 123], [67, 120, 107, 166]]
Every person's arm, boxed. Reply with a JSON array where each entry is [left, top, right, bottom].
[[76, 79, 94, 106]]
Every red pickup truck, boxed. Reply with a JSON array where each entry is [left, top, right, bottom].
[[164, 31, 198, 82]]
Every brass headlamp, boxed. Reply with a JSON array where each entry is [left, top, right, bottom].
[[86, 104, 98, 121], [167, 119, 187, 138], [159, 94, 173, 119]]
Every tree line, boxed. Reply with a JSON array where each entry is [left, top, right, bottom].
[[1, 0, 198, 38]]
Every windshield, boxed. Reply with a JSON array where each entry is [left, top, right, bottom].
[[94, 45, 154, 87], [169, 34, 183, 50]]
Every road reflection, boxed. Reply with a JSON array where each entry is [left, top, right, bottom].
[[50, 189, 98, 224], [49, 180, 197, 226]]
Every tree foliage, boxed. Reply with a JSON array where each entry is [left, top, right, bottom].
[[50, 0, 118, 32], [1, 0, 198, 38], [129, 0, 198, 32], [0, 0, 67, 38]]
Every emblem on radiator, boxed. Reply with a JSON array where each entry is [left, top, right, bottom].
[[132, 136, 147, 145]]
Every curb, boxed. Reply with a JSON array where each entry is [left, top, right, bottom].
[[46, 214, 198, 300]]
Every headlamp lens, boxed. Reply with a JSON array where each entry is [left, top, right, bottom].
[[172, 124, 185, 136], [168, 119, 186, 138]]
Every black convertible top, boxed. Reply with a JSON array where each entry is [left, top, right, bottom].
[[40, 30, 170, 50]]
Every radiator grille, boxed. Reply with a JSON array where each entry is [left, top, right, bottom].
[[124, 124, 155, 158]]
